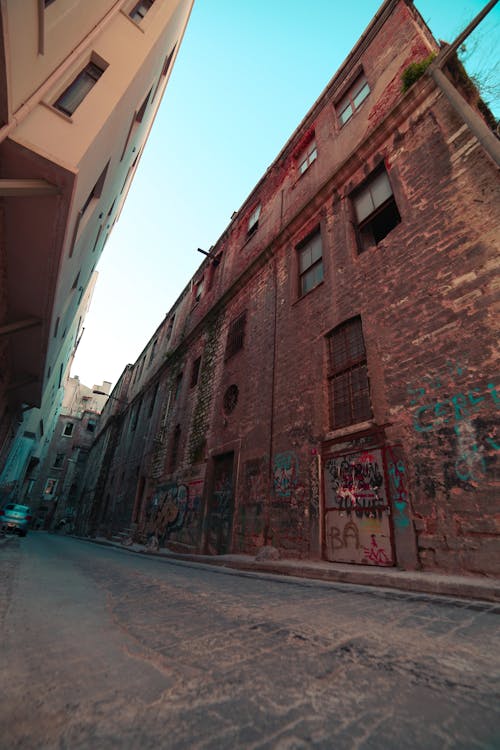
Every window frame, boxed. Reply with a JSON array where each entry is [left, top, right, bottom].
[[297, 227, 324, 297], [335, 72, 370, 128], [62, 422, 74, 437], [53, 59, 106, 117], [298, 139, 317, 175], [129, 0, 155, 23], [247, 205, 261, 236], [352, 166, 401, 253], [225, 312, 247, 361], [326, 317, 372, 430], [190, 356, 201, 388]]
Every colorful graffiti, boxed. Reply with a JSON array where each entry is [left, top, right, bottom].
[[325, 512, 393, 566], [408, 361, 500, 484], [146, 479, 203, 548], [386, 449, 410, 529], [324, 451, 386, 517], [273, 451, 299, 498]]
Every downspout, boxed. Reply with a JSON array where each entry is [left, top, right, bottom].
[[265, 251, 278, 546], [428, 0, 500, 168]]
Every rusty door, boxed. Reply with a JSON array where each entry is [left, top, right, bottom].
[[205, 452, 234, 555], [323, 447, 394, 566]]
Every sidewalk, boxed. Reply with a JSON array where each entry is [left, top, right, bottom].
[[80, 535, 500, 604]]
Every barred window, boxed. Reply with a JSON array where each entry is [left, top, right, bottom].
[[327, 317, 372, 429], [225, 312, 246, 360]]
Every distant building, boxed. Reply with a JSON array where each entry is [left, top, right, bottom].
[[77, 0, 500, 576], [0, 0, 194, 500], [29, 377, 111, 530]]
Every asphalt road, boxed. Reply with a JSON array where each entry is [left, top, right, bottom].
[[1, 533, 499, 750]]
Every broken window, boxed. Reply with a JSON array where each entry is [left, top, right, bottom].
[[352, 167, 401, 252]]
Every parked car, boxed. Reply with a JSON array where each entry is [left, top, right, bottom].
[[0, 503, 32, 536]]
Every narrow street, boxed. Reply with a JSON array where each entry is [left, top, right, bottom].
[[1, 533, 499, 750]]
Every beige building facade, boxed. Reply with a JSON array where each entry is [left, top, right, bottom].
[[0, 0, 194, 499]]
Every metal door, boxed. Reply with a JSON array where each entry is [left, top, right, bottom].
[[206, 452, 234, 555], [323, 447, 394, 566]]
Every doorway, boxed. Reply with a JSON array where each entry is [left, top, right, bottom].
[[205, 452, 235, 555]]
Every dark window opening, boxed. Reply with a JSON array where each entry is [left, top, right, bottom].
[[174, 372, 183, 400], [225, 312, 246, 360], [148, 382, 159, 417], [63, 422, 74, 437], [169, 424, 181, 474], [190, 357, 201, 388], [353, 168, 400, 253], [327, 317, 372, 429]]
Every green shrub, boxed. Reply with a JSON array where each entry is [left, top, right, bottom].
[[402, 53, 436, 92]]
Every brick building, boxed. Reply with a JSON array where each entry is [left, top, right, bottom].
[[29, 377, 110, 530], [77, 0, 500, 576]]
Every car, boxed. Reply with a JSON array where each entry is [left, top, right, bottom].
[[0, 503, 32, 537]]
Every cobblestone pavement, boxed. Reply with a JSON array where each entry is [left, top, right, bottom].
[[1, 533, 499, 750]]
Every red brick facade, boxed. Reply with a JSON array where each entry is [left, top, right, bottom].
[[77, 0, 500, 576]]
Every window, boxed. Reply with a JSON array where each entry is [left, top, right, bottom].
[[87, 419, 97, 433], [169, 425, 181, 473], [80, 163, 108, 217], [166, 314, 175, 341], [194, 276, 204, 303], [352, 168, 400, 252], [190, 357, 201, 388], [225, 312, 246, 360], [149, 339, 158, 364], [135, 88, 152, 124], [297, 229, 323, 296], [53, 453, 65, 468], [327, 317, 372, 429], [39, 419, 44, 437], [174, 372, 183, 400], [148, 382, 159, 417], [298, 139, 317, 175], [54, 61, 105, 116], [63, 422, 74, 437], [336, 72, 370, 127], [44, 478, 58, 496], [130, 398, 142, 431], [130, 0, 155, 22], [247, 205, 261, 236]]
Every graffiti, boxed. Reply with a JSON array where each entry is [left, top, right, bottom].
[[235, 459, 267, 552], [328, 520, 360, 551], [324, 452, 386, 517], [412, 384, 499, 433], [408, 362, 500, 484], [386, 449, 410, 529], [146, 480, 202, 547], [273, 451, 299, 498], [363, 534, 390, 565]]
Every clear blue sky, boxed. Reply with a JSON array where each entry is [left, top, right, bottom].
[[71, 0, 499, 388]]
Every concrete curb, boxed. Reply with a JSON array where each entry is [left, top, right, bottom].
[[72, 534, 500, 604]]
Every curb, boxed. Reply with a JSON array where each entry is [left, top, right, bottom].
[[72, 535, 500, 605]]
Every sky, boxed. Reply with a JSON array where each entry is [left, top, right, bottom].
[[70, 0, 500, 389]]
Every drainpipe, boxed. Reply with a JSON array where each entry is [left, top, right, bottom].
[[428, 0, 500, 168], [265, 253, 278, 545]]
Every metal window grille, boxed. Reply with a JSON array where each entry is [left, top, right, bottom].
[[327, 317, 372, 429], [225, 312, 246, 360]]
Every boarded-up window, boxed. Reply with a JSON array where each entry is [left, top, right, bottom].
[[327, 317, 372, 429]]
